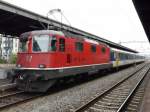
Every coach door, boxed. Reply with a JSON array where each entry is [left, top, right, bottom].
[[115, 52, 120, 67]]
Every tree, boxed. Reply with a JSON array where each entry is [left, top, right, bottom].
[[9, 53, 17, 64], [0, 58, 7, 64]]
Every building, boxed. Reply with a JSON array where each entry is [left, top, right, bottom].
[[0, 34, 19, 61]]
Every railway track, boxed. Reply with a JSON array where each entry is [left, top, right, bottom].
[[0, 91, 42, 109], [123, 69, 150, 112], [73, 63, 150, 112], [0, 82, 42, 109], [0, 63, 147, 111], [0, 83, 16, 91], [0, 83, 19, 97]]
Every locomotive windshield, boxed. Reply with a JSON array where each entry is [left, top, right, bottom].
[[19, 34, 57, 52], [32, 35, 57, 52], [33, 35, 49, 52]]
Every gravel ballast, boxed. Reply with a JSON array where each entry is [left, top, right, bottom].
[[1, 64, 144, 112]]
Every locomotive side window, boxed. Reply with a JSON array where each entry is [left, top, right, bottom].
[[19, 40, 28, 52], [32, 35, 49, 52], [75, 42, 83, 52], [49, 37, 57, 51], [59, 38, 65, 52], [91, 45, 96, 52], [101, 47, 106, 54]]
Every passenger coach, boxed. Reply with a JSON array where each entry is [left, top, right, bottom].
[[110, 48, 145, 67]]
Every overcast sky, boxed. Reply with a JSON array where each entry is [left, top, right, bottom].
[[3, 0, 150, 54]]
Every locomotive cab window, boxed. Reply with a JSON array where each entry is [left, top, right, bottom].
[[59, 38, 65, 52], [75, 42, 83, 52], [91, 45, 96, 52]]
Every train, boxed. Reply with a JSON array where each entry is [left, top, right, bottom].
[[13, 30, 145, 92]]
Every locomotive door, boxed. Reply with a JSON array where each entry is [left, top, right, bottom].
[[75, 41, 84, 65], [66, 39, 72, 65], [58, 36, 72, 66], [58, 37, 66, 67]]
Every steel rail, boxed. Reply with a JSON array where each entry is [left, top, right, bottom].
[[73, 63, 149, 112], [0, 91, 24, 99], [116, 66, 150, 112], [0, 92, 42, 110], [0, 83, 16, 91]]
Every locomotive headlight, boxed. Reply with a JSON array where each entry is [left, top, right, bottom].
[[38, 64, 46, 68], [19, 75, 23, 80], [16, 64, 21, 68]]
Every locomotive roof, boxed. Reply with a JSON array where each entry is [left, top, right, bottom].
[[20, 30, 108, 46], [21, 30, 65, 37]]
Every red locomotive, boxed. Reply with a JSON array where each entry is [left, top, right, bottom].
[[14, 30, 145, 92], [15, 30, 111, 92]]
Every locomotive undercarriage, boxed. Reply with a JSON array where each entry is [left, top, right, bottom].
[[14, 63, 112, 92], [17, 78, 56, 92]]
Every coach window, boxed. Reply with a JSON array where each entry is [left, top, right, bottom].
[[91, 45, 96, 53], [59, 38, 65, 52], [75, 42, 83, 52], [113, 52, 116, 58]]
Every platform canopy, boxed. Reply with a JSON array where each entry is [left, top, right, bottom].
[[133, 0, 150, 42], [0, 1, 138, 53]]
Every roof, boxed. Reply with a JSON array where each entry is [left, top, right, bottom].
[[22, 30, 65, 36], [132, 0, 150, 42], [0, 0, 138, 53]]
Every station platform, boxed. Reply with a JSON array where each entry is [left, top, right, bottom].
[[140, 77, 150, 112]]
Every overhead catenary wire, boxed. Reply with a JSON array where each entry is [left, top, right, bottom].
[[47, 9, 72, 31]]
